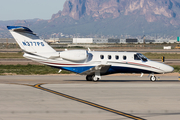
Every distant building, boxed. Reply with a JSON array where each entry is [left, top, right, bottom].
[[144, 39, 156, 43], [59, 38, 73, 43], [169, 40, 177, 43], [73, 38, 93, 43], [126, 39, 138, 43], [138, 39, 144, 43], [120, 39, 126, 43], [108, 38, 120, 43], [155, 39, 169, 43], [44, 37, 177, 44], [93, 38, 108, 43]]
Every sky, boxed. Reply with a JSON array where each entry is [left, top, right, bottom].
[[0, 0, 66, 21]]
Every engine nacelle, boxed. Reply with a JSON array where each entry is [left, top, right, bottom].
[[60, 50, 88, 61]]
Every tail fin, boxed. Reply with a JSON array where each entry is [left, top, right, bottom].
[[7, 26, 56, 53]]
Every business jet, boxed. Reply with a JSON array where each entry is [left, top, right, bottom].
[[7, 26, 174, 82]]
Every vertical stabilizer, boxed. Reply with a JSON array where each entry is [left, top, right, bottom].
[[7, 26, 56, 53]]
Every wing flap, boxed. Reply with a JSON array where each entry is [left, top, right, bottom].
[[80, 65, 111, 75]]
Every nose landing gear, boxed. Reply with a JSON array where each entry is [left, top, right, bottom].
[[150, 75, 156, 82]]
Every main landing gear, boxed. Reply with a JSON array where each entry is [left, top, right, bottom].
[[86, 75, 101, 82]]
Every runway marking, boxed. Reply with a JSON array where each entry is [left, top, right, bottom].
[[32, 83, 146, 120]]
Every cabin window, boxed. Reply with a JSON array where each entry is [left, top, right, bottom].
[[115, 55, 119, 60], [108, 55, 112, 60], [134, 54, 141, 60], [123, 56, 127, 60], [100, 55, 104, 59]]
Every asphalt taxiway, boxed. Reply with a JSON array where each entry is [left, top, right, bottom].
[[0, 74, 180, 120]]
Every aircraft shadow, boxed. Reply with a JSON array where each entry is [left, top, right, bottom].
[[65, 80, 179, 83]]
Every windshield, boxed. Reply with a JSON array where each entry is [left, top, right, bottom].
[[136, 53, 148, 62]]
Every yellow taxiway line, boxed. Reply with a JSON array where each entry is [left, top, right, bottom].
[[10, 83, 146, 120], [33, 83, 146, 120]]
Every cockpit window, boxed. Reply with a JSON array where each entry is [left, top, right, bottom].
[[136, 53, 148, 62], [134, 54, 141, 60]]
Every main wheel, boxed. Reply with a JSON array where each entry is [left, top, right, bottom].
[[150, 76, 156, 82], [86, 75, 92, 81], [92, 75, 99, 82]]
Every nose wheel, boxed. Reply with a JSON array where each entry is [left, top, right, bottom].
[[150, 75, 156, 82]]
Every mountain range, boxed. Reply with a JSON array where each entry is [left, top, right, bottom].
[[1, 0, 180, 38]]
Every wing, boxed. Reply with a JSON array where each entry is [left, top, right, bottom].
[[80, 65, 111, 75]]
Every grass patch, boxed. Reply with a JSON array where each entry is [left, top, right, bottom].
[[144, 53, 180, 59], [0, 64, 72, 75], [171, 65, 180, 72], [0, 52, 24, 58]]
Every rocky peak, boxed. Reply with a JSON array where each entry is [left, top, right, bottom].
[[50, 0, 180, 26], [124, 0, 177, 22], [51, 0, 86, 21]]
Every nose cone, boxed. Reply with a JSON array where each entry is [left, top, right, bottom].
[[149, 61, 174, 74], [162, 64, 174, 73]]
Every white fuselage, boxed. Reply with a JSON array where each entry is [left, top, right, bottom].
[[23, 50, 174, 75]]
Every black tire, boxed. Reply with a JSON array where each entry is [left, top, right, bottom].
[[150, 76, 156, 82], [86, 75, 92, 81]]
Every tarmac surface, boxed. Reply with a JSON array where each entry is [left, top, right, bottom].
[[0, 74, 180, 120]]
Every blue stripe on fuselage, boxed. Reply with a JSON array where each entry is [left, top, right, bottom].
[[50, 66, 159, 75], [51, 66, 94, 74], [61, 66, 94, 73]]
